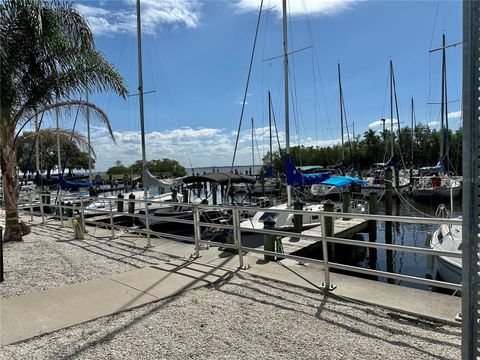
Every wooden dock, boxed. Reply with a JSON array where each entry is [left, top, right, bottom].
[[280, 217, 369, 254]]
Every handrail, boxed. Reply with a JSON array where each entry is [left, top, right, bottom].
[[21, 192, 464, 293]]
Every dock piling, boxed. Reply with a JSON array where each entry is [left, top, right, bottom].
[[293, 198, 303, 236], [323, 200, 335, 259], [263, 216, 276, 262]]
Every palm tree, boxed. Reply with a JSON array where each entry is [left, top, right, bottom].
[[1, 0, 128, 241]]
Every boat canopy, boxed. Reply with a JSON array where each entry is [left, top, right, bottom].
[[284, 155, 330, 186], [420, 161, 444, 174], [59, 176, 91, 190], [296, 165, 328, 173], [142, 168, 182, 189], [320, 176, 367, 188], [182, 172, 256, 185]]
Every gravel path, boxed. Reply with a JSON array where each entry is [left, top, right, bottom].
[[0, 212, 461, 359], [1, 272, 460, 360], [0, 212, 170, 298]]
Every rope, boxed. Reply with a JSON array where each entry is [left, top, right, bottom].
[[392, 186, 435, 218]]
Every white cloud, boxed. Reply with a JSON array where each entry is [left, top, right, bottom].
[[235, 0, 359, 17], [76, 0, 202, 36], [448, 110, 462, 119], [426, 121, 440, 128]]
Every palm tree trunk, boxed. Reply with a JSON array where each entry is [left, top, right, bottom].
[[0, 125, 22, 241]]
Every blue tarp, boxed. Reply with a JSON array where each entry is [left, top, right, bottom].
[[320, 176, 368, 188], [264, 165, 273, 178], [420, 161, 444, 174], [284, 155, 330, 186], [59, 176, 91, 190]]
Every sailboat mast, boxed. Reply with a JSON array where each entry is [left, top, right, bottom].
[[251, 118, 255, 172], [439, 34, 446, 163], [282, 0, 292, 206], [34, 114, 40, 173], [56, 108, 62, 176], [389, 60, 394, 160], [268, 91, 273, 165], [338, 63, 345, 163], [443, 34, 450, 172], [136, 0, 147, 196], [86, 91, 92, 182], [410, 97, 414, 166]]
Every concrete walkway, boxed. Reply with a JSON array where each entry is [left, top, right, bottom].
[[1, 222, 461, 347]]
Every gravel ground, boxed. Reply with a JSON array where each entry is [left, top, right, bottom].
[[0, 212, 461, 359], [0, 211, 170, 298], [1, 272, 460, 360]]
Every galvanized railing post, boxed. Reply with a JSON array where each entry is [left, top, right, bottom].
[[109, 198, 115, 239], [39, 190, 45, 223], [80, 197, 85, 231], [321, 214, 336, 291], [192, 204, 201, 258], [233, 207, 245, 269], [145, 200, 152, 248], [28, 193, 33, 222], [59, 194, 64, 227]]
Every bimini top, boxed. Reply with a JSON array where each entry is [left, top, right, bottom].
[[320, 176, 368, 188], [182, 172, 256, 185]]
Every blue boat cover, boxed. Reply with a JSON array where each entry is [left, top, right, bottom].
[[264, 165, 273, 178], [420, 161, 444, 174], [284, 155, 330, 186], [59, 176, 91, 190], [320, 176, 368, 188]]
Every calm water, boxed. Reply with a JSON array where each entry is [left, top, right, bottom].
[[326, 197, 461, 289], [182, 185, 461, 291]]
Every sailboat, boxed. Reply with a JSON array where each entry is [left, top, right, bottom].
[[240, 0, 342, 233], [361, 60, 410, 198], [412, 34, 461, 200], [311, 63, 367, 199]]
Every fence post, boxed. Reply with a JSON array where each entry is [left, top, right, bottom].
[[233, 208, 244, 268], [144, 200, 152, 248], [192, 204, 201, 258], [29, 193, 33, 222], [80, 197, 85, 231], [109, 198, 115, 240], [58, 194, 64, 227], [320, 214, 336, 291], [39, 189, 45, 224]]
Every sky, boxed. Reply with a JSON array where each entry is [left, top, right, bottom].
[[35, 0, 463, 171]]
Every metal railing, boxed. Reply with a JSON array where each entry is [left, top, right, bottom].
[[18, 192, 463, 293]]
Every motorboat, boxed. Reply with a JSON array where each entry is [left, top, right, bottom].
[[430, 223, 462, 284]]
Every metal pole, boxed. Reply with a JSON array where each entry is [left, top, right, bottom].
[[40, 189, 44, 223], [440, 33, 446, 163], [389, 60, 394, 159], [338, 63, 345, 162], [193, 205, 201, 258], [251, 118, 255, 172], [144, 200, 152, 248], [80, 197, 85, 232], [136, 0, 148, 200], [86, 91, 92, 183], [462, 2, 480, 358], [320, 215, 335, 290], [282, 0, 292, 207], [29, 193, 33, 222], [109, 198, 115, 240], [233, 208, 244, 268]]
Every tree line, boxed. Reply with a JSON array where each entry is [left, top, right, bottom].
[[107, 159, 187, 178], [262, 125, 463, 175]]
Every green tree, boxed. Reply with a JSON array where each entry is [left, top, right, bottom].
[[107, 165, 129, 176], [1, 0, 127, 241], [17, 129, 94, 177]]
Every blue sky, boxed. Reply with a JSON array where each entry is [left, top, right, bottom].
[[37, 0, 463, 171]]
